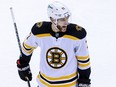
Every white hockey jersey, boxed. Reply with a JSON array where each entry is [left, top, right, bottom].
[[22, 22, 90, 87]]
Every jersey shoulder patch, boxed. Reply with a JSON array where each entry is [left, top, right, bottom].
[[67, 23, 87, 39], [36, 22, 43, 28], [31, 21, 51, 35], [76, 25, 83, 31]]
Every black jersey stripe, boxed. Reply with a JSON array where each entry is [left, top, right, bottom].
[[78, 58, 90, 63], [39, 73, 78, 84], [23, 42, 32, 51]]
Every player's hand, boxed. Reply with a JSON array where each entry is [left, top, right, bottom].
[[16, 59, 32, 81]]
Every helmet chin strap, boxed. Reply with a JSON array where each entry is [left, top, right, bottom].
[[54, 19, 62, 32], [56, 25, 62, 31]]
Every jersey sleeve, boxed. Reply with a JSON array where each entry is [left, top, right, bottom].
[[19, 23, 43, 64], [19, 32, 38, 64], [75, 37, 91, 79], [22, 32, 38, 56], [75, 37, 90, 70], [22, 22, 44, 56]]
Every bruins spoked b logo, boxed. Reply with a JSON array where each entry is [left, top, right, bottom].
[[46, 47, 67, 69]]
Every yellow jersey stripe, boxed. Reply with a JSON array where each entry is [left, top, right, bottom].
[[23, 41, 36, 49], [63, 35, 80, 40], [78, 62, 90, 67], [35, 34, 80, 40], [35, 33, 51, 38], [40, 72, 77, 81], [76, 55, 89, 61]]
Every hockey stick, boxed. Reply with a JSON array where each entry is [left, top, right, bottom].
[[10, 7, 31, 87], [10, 7, 22, 56], [25, 77, 31, 87]]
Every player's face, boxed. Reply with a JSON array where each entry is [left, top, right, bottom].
[[57, 16, 69, 32]]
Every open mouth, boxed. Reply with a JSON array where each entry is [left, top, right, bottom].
[[62, 26, 67, 28], [57, 25, 67, 32]]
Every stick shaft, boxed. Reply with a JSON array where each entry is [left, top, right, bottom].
[[25, 77, 31, 87], [10, 7, 22, 56]]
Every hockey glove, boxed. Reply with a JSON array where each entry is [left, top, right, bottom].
[[17, 59, 32, 81], [78, 79, 91, 87]]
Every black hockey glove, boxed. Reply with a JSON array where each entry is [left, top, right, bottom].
[[17, 59, 32, 81], [78, 79, 91, 87]]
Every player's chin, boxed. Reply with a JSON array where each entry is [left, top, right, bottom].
[[61, 28, 67, 32]]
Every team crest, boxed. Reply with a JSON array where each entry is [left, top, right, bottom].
[[46, 47, 67, 69]]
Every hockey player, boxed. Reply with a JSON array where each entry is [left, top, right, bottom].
[[16, 1, 91, 87]]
